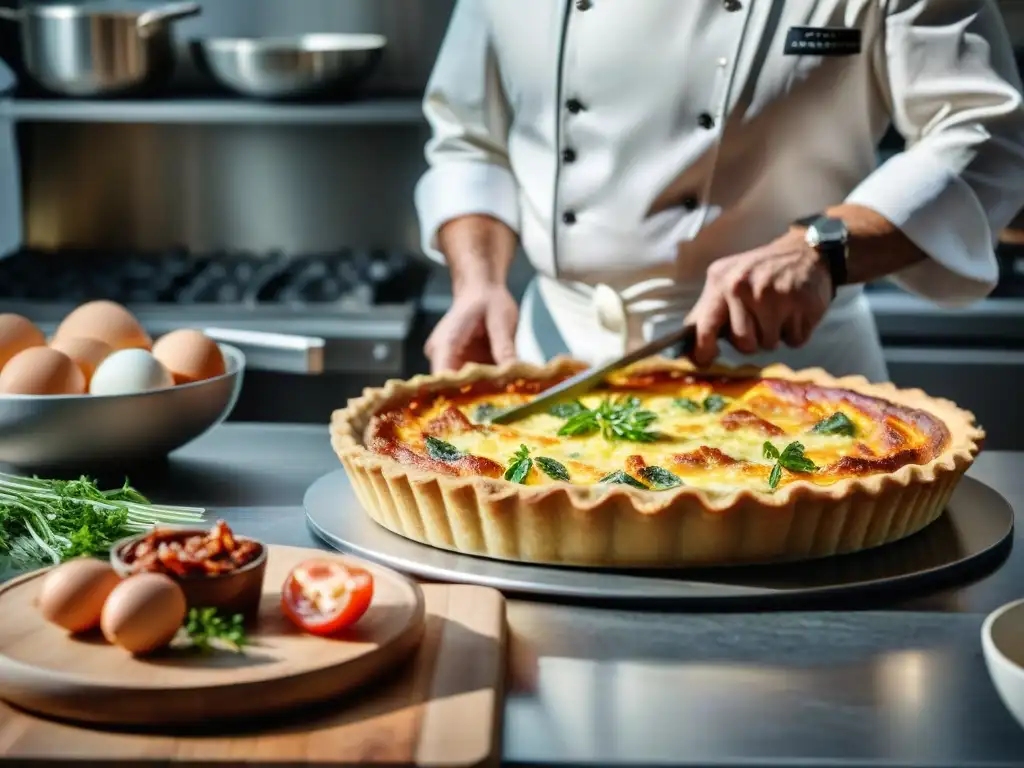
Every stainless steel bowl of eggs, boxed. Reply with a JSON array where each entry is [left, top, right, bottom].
[[0, 301, 269, 468]]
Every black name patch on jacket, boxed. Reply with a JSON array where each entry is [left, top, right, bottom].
[[783, 26, 861, 56]]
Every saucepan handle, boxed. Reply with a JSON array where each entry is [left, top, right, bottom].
[[137, 2, 201, 31], [202, 327, 325, 375]]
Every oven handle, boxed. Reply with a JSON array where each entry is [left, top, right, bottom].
[[884, 347, 1024, 367], [203, 327, 325, 374]]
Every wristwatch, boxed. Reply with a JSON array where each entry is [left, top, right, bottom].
[[793, 214, 849, 298]]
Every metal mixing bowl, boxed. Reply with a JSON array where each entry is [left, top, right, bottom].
[[0, 344, 243, 469], [190, 33, 387, 100]]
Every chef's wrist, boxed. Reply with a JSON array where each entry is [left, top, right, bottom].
[[438, 214, 517, 297]]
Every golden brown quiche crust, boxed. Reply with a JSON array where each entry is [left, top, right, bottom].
[[330, 357, 982, 567]]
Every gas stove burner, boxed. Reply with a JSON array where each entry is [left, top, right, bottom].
[[0, 247, 429, 308]]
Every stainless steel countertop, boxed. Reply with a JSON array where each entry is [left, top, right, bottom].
[[50, 424, 1024, 767]]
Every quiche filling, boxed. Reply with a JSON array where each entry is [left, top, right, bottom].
[[366, 369, 950, 494]]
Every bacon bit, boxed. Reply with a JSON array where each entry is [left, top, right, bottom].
[[122, 520, 262, 579], [853, 442, 877, 458], [721, 409, 785, 437], [672, 446, 740, 468]]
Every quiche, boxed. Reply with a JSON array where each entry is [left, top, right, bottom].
[[330, 357, 982, 567]]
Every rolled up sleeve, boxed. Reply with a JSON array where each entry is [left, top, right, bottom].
[[845, 0, 1024, 305], [414, 0, 519, 264]]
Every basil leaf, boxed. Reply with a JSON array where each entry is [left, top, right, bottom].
[[535, 456, 570, 482], [762, 441, 781, 460], [673, 397, 700, 412], [472, 403, 501, 423], [811, 412, 856, 437], [549, 400, 587, 419], [779, 441, 816, 473], [599, 470, 648, 490], [425, 436, 463, 463], [639, 466, 682, 490], [504, 458, 532, 484], [703, 394, 728, 413], [768, 463, 783, 490]]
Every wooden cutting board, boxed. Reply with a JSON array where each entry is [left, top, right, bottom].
[[0, 547, 507, 767]]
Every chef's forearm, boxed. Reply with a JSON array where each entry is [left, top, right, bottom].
[[437, 214, 518, 296], [822, 203, 928, 285]]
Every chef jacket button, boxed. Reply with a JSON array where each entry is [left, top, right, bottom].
[[562, 148, 577, 163], [593, 284, 628, 335], [576, 0, 592, 10], [562, 210, 577, 225], [698, 112, 715, 129], [682, 196, 699, 211], [723, 0, 742, 10], [566, 98, 585, 114]]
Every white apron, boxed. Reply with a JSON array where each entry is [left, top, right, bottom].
[[516, 274, 889, 382]]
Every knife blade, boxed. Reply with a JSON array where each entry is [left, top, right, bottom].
[[489, 323, 724, 425]]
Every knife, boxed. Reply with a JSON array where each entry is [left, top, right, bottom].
[[489, 323, 727, 425]]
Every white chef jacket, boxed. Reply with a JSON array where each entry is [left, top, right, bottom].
[[414, 0, 1024, 379]]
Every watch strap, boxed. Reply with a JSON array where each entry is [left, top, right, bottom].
[[793, 214, 847, 299]]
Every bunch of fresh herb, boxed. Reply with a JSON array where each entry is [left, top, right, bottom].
[[555, 397, 659, 442], [762, 441, 817, 489], [504, 444, 570, 484], [0, 472, 204, 578], [180, 607, 248, 653]]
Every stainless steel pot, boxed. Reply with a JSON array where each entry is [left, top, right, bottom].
[[190, 34, 386, 100], [0, 2, 201, 97]]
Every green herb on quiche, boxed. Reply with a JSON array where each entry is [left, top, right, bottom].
[[504, 444, 533, 484], [598, 470, 648, 490], [535, 456, 570, 482], [638, 466, 683, 490], [556, 396, 659, 443], [702, 394, 729, 413], [549, 400, 588, 419], [673, 397, 700, 412], [472, 403, 501, 423], [762, 441, 817, 490], [425, 436, 463, 463], [811, 412, 857, 437]]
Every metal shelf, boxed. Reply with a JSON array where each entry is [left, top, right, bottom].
[[0, 96, 425, 125]]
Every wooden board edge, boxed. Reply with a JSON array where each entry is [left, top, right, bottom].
[[415, 584, 507, 768]]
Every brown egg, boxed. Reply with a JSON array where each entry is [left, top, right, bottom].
[[0, 313, 45, 372], [152, 329, 227, 384], [38, 558, 122, 633], [53, 300, 152, 352], [49, 336, 113, 387], [0, 347, 86, 395], [101, 573, 186, 655]]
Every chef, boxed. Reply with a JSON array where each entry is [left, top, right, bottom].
[[415, 0, 1024, 380]]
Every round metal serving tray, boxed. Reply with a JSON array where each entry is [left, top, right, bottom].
[[304, 470, 1014, 607]]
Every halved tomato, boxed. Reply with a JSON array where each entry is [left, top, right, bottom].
[[280, 559, 374, 636]]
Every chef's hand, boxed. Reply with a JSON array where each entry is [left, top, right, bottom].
[[686, 228, 833, 366], [425, 283, 519, 374]]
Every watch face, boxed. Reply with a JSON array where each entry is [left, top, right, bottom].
[[811, 216, 848, 243]]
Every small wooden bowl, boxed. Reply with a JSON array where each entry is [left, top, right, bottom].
[[110, 530, 268, 620]]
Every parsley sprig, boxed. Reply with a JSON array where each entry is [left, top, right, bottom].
[[180, 608, 248, 653], [555, 397, 659, 442], [763, 441, 817, 490]]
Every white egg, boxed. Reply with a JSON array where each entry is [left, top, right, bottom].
[[89, 349, 174, 396]]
